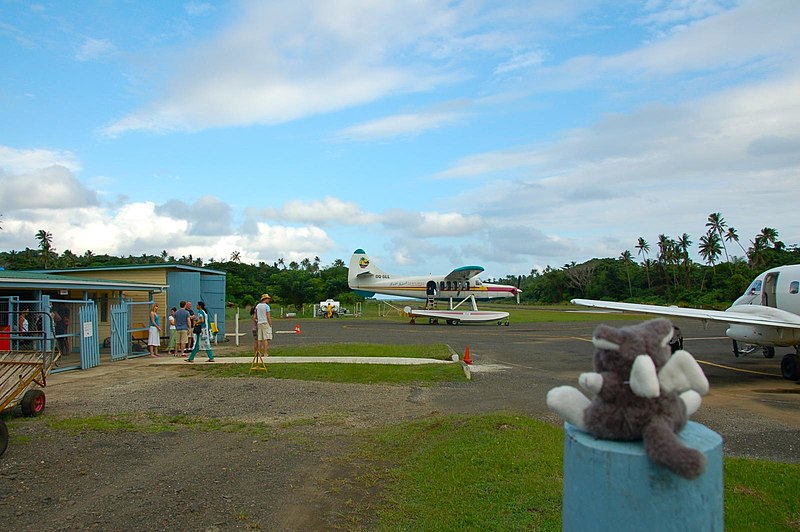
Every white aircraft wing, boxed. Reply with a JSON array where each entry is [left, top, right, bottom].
[[571, 299, 800, 329], [444, 266, 484, 281]]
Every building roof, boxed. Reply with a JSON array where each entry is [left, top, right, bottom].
[[34, 263, 225, 275], [0, 270, 166, 291]]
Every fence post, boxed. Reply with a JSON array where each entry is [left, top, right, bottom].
[[561, 421, 723, 531]]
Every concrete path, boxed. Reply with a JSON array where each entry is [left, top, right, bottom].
[[149, 355, 454, 365]]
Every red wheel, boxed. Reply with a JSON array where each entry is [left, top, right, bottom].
[[21, 389, 46, 417]]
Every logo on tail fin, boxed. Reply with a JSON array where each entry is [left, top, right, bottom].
[[359, 257, 369, 269]]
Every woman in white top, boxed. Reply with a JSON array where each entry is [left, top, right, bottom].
[[167, 307, 178, 355]]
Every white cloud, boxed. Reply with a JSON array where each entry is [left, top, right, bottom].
[[243, 223, 334, 263], [335, 110, 466, 141], [184, 2, 213, 16], [0, 146, 80, 174], [100, 0, 581, 137], [537, 1, 800, 89], [0, 147, 96, 210], [262, 197, 380, 226], [74, 37, 116, 62], [441, 73, 800, 263]]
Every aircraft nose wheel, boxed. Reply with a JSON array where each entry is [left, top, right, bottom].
[[781, 353, 800, 381]]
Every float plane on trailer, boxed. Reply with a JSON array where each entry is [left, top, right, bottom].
[[348, 249, 520, 325], [572, 264, 800, 381]]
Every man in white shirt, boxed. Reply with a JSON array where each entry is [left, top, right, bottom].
[[255, 293, 273, 356]]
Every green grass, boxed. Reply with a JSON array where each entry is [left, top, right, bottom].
[[347, 415, 800, 531], [724, 457, 800, 530], [353, 414, 564, 530], [225, 342, 454, 360], [48, 412, 272, 437], [230, 302, 645, 325], [194, 361, 466, 385]]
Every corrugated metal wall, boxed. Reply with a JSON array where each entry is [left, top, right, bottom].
[[200, 275, 226, 334]]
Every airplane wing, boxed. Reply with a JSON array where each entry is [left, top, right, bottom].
[[444, 266, 484, 281], [571, 299, 800, 329]]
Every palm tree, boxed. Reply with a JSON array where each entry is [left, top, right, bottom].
[[35, 229, 54, 268], [230, 251, 241, 263], [758, 227, 779, 247], [619, 250, 633, 298], [657, 234, 677, 288], [636, 237, 651, 288], [160, 250, 168, 262], [705, 212, 729, 263], [698, 231, 722, 290], [677, 233, 692, 288], [724, 227, 747, 258]]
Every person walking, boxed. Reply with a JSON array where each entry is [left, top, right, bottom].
[[167, 307, 178, 355], [255, 293, 273, 357], [147, 304, 161, 357], [185, 301, 215, 363], [174, 301, 190, 357], [185, 301, 195, 352]]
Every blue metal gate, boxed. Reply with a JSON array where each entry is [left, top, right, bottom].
[[79, 302, 100, 369], [110, 303, 129, 361]]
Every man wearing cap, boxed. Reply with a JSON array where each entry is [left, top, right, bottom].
[[255, 294, 273, 356]]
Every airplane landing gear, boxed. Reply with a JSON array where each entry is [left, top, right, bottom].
[[762, 346, 776, 359], [781, 353, 800, 381]]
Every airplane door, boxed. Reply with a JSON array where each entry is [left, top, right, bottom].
[[762, 272, 779, 308], [426, 281, 437, 297]]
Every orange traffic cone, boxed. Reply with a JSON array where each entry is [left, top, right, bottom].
[[294, 324, 301, 334], [463, 346, 472, 365]]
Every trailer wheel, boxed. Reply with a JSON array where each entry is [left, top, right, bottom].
[[0, 419, 8, 457], [21, 389, 46, 417]]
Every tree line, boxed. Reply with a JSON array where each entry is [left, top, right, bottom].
[[494, 214, 799, 308], [1, 213, 798, 309]]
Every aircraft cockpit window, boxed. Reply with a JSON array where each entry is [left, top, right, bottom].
[[465, 281, 469, 289], [746, 279, 762, 295], [474, 280, 481, 287], [446, 281, 452, 291], [440, 281, 445, 292], [790, 281, 799, 295]]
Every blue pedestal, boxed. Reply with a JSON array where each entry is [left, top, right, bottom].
[[562, 421, 723, 532]]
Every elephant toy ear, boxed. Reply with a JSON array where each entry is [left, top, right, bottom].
[[592, 324, 622, 351]]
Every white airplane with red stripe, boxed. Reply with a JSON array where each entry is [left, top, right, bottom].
[[348, 249, 520, 325]]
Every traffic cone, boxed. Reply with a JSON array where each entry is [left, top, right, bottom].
[[463, 346, 472, 365], [294, 324, 301, 334]]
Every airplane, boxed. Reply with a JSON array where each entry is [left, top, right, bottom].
[[347, 249, 521, 325], [571, 264, 800, 381]]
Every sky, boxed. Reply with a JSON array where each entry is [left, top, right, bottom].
[[1, 0, 799, 279]]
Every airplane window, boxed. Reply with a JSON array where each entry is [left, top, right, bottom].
[[446, 281, 451, 291], [465, 281, 469, 289], [746, 280, 762, 295], [440, 281, 445, 292], [790, 281, 799, 295]]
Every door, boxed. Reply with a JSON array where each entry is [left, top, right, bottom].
[[79, 303, 100, 369], [110, 303, 129, 361], [762, 272, 779, 308]]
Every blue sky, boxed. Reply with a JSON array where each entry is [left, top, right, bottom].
[[1, 0, 799, 278]]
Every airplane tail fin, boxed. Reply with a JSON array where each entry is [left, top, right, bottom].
[[348, 249, 388, 295]]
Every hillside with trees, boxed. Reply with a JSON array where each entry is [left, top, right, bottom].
[[1, 213, 797, 309]]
